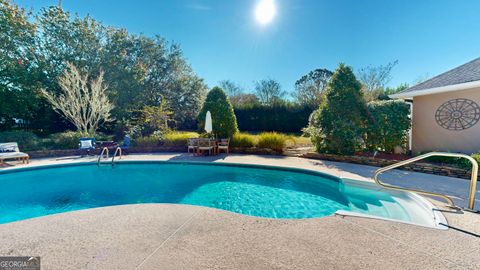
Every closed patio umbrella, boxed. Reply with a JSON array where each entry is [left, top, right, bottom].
[[205, 111, 213, 134]]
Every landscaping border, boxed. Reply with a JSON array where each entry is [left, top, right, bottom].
[[26, 146, 282, 159], [23, 148, 472, 180], [301, 152, 472, 180]]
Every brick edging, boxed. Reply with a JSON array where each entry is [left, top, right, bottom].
[[301, 152, 472, 180]]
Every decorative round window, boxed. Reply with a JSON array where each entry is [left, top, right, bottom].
[[435, 98, 480, 131]]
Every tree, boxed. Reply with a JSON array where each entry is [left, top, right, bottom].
[[197, 87, 238, 138], [36, 6, 106, 89], [132, 99, 172, 137], [41, 63, 113, 134], [36, 7, 207, 130], [357, 60, 398, 101], [230, 93, 260, 107], [254, 79, 285, 105], [383, 83, 409, 98], [102, 32, 207, 129], [0, 0, 42, 130], [306, 64, 367, 154], [293, 68, 333, 108], [0, 3, 207, 133], [219, 80, 243, 97]]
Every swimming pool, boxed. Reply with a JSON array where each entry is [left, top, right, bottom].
[[0, 162, 445, 227]]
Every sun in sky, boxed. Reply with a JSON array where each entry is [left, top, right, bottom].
[[255, 0, 277, 25]]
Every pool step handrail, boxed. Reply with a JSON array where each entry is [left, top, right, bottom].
[[373, 152, 478, 211], [97, 147, 110, 166], [111, 147, 122, 166]]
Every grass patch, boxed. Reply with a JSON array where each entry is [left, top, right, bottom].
[[231, 132, 256, 148], [257, 132, 288, 152], [163, 131, 199, 147], [134, 136, 160, 147]]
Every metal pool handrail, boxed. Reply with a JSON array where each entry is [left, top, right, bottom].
[[373, 152, 478, 210], [111, 147, 122, 166], [97, 147, 109, 166]]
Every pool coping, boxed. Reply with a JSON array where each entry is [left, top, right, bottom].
[[0, 158, 448, 229]]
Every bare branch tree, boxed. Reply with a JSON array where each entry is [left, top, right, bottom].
[[219, 80, 243, 97], [357, 60, 398, 92], [41, 62, 113, 134], [357, 60, 398, 101], [254, 79, 285, 105]]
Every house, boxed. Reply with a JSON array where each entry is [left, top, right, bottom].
[[391, 58, 480, 154]]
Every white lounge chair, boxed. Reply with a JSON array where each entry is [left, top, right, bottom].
[[0, 142, 29, 165]]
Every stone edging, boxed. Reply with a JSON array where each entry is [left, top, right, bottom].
[[301, 152, 472, 180], [26, 146, 282, 159], [25, 148, 471, 180]]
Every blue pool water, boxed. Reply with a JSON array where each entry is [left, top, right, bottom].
[[0, 162, 416, 224]]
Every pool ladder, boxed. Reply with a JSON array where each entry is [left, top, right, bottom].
[[97, 147, 122, 167], [373, 152, 478, 211]]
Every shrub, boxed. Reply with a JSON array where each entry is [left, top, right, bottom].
[[307, 64, 367, 154], [424, 152, 480, 170], [163, 131, 199, 147], [134, 136, 161, 148], [197, 87, 238, 138], [257, 132, 287, 152], [48, 131, 113, 149], [48, 131, 89, 149], [234, 103, 313, 133], [365, 100, 411, 153], [231, 132, 256, 148], [0, 131, 40, 151], [138, 101, 172, 136]]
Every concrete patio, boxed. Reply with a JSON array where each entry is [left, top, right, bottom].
[[0, 153, 479, 269]]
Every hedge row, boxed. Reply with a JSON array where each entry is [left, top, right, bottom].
[[234, 104, 313, 133]]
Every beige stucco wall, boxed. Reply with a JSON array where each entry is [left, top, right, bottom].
[[412, 87, 480, 154]]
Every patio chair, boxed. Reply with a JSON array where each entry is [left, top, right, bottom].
[[217, 138, 230, 154], [197, 138, 215, 155], [122, 135, 130, 154], [79, 138, 96, 156], [187, 138, 198, 153], [0, 142, 29, 165]]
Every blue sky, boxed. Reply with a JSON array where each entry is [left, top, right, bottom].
[[15, 0, 480, 93]]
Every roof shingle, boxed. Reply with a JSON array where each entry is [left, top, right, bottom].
[[398, 57, 480, 94]]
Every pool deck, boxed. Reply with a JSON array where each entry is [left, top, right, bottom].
[[1, 153, 479, 269]]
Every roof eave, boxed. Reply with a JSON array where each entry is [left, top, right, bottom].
[[389, 80, 480, 99]]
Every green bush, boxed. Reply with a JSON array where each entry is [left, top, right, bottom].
[[307, 64, 367, 154], [163, 131, 199, 147], [424, 152, 480, 170], [197, 87, 238, 138], [257, 132, 287, 152], [231, 132, 256, 148], [365, 100, 411, 153], [134, 136, 161, 148], [48, 131, 113, 149], [234, 103, 313, 133], [48, 131, 89, 149], [0, 131, 40, 151]]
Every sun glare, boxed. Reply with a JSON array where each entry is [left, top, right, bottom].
[[255, 0, 276, 25]]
